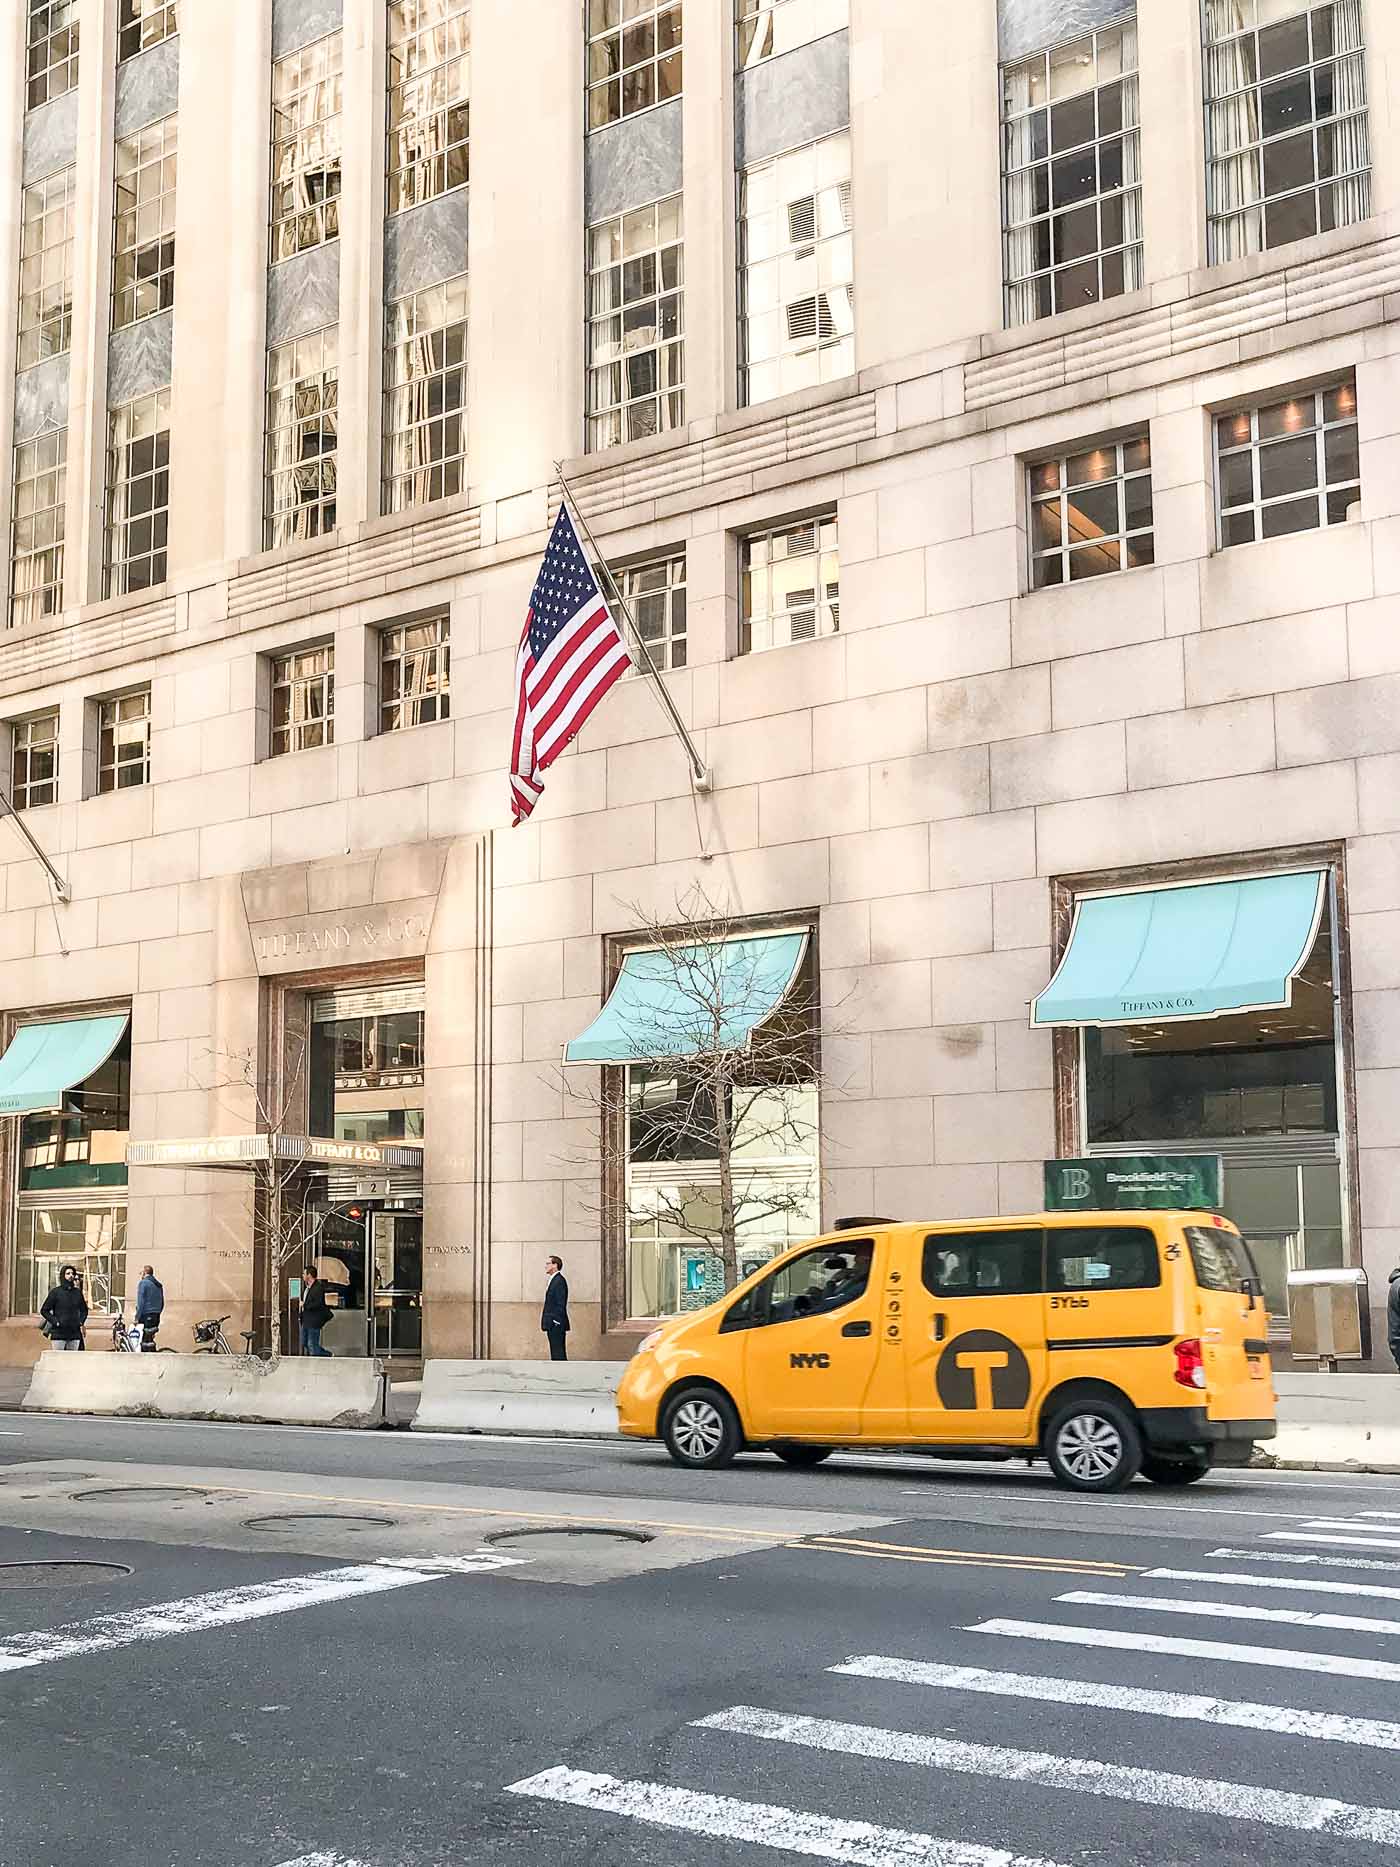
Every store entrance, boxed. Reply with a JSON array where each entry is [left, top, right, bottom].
[[309, 1196, 423, 1362]]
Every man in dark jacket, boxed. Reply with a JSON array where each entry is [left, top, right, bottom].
[[1389, 1265, 1400, 1374], [40, 1264, 88, 1350], [299, 1266, 334, 1357], [541, 1255, 569, 1361], [135, 1263, 164, 1351]]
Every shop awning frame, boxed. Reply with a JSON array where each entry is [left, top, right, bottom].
[[564, 931, 809, 1065], [127, 1135, 425, 1173], [0, 1013, 130, 1116], [1031, 869, 1328, 1030]]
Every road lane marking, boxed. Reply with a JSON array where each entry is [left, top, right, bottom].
[[696, 1705, 1400, 1845], [505, 1766, 1066, 1866], [1356, 1512, 1400, 1520], [1146, 1565, 1400, 1603], [793, 1543, 1134, 1579], [0, 1562, 451, 1674], [1208, 1545, 1400, 1573], [794, 1536, 1134, 1579], [801, 1535, 1127, 1572], [1057, 1588, 1400, 1639], [273, 1856, 371, 1866], [830, 1655, 1400, 1751], [1265, 1532, 1400, 1552], [971, 1618, 1400, 1682], [1300, 1518, 1400, 1533]]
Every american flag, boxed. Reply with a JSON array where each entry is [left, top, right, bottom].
[[509, 501, 631, 824]]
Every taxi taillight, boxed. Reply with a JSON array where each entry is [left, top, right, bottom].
[[1174, 1338, 1207, 1389]]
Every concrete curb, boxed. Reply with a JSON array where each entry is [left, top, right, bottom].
[[21, 1350, 388, 1428]]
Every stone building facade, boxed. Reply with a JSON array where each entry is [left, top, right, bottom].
[[0, 0, 1398, 1365]]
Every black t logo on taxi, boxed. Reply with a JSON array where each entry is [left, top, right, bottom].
[[935, 1329, 1031, 1410]]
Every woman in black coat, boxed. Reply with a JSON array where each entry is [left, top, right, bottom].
[[40, 1264, 88, 1349]]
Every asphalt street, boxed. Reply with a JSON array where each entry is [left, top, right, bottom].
[[1, 1411, 1399, 1867]]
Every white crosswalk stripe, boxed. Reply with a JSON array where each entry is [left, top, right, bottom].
[[1266, 1530, 1400, 1551], [695, 1704, 1400, 1846], [505, 1506, 1400, 1863], [971, 1616, 1400, 1681], [1056, 1586, 1400, 1638], [1207, 1544, 1400, 1573], [1145, 1564, 1400, 1602], [831, 1654, 1400, 1751], [505, 1767, 1068, 1866]]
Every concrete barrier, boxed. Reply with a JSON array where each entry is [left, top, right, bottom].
[[22, 1350, 388, 1428], [413, 1359, 622, 1437], [1263, 1371, 1400, 1472]]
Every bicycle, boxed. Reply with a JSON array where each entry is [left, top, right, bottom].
[[112, 1306, 174, 1352], [192, 1315, 258, 1355]]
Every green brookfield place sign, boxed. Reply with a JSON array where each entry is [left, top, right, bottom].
[[1044, 1155, 1224, 1213]]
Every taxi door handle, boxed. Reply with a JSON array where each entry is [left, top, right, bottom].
[[932, 1313, 947, 1342], [841, 1319, 872, 1338]]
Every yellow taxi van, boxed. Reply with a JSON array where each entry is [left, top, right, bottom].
[[615, 1210, 1276, 1492]]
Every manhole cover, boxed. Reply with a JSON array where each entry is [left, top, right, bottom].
[[486, 1526, 652, 1552], [243, 1513, 396, 1531], [0, 1561, 132, 1588], [70, 1486, 219, 1504]]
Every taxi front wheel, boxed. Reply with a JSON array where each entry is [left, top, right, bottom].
[[1044, 1398, 1143, 1493], [661, 1387, 742, 1469]]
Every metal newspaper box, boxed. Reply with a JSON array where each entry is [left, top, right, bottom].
[[1286, 1266, 1371, 1368]]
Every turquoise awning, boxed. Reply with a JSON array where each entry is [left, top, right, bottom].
[[1031, 872, 1327, 1029], [0, 1014, 130, 1115], [564, 933, 808, 1064]]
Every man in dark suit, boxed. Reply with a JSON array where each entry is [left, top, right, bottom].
[[541, 1255, 569, 1361]]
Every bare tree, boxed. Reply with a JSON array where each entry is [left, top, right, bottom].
[[206, 1039, 317, 1360], [568, 888, 827, 1299]]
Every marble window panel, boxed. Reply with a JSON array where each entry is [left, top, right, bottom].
[[267, 242, 341, 347], [107, 308, 174, 406], [585, 96, 683, 225], [12, 357, 71, 446], [383, 190, 470, 302], [735, 28, 849, 167], [114, 33, 180, 138], [22, 89, 79, 185], [272, 0, 342, 60], [997, 0, 1133, 63]]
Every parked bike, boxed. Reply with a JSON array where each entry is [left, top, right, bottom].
[[191, 1315, 258, 1355], [112, 1306, 174, 1352]]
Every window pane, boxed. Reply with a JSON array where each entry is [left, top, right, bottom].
[[1048, 1226, 1161, 1292]]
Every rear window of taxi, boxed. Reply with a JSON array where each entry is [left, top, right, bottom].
[[1185, 1224, 1259, 1292]]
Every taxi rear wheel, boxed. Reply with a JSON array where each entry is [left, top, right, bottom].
[[1045, 1398, 1143, 1493], [661, 1387, 741, 1470], [1141, 1454, 1212, 1486], [773, 1444, 832, 1468]]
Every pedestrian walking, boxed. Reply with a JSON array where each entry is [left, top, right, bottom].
[[1389, 1263, 1400, 1374], [299, 1266, 334, 1358], [541, 1254, 570, 1362], [40, 1264, 88, 1351], [135, 1263, 165, 1351]]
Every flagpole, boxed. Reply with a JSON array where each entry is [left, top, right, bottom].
[[0, 788, 69, 901], [553, 465, 712, 793]]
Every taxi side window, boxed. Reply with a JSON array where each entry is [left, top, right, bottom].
[[1048, 1226, 1161, 1291], [718, 1284, 761, 1334], [921, 1231, 1042, 1297], [756, 1241, 874, 1326]]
